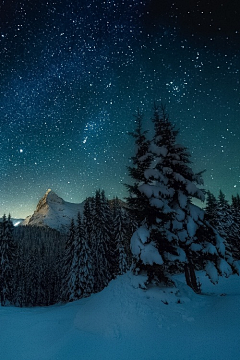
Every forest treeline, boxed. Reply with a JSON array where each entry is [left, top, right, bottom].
[[205, 190, 240, 260], [0, 193, 134, 307]]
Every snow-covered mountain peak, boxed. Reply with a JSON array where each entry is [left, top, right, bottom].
[[47, 190, 63, 204], [23, 190, 84, 233], [36, 189, 63, 212]]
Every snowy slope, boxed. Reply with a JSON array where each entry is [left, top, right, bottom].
[[22, 189, 84, 233], [12, 218, 24, 226], [1, 271, 240, 360], [0, 218, 24, 226]]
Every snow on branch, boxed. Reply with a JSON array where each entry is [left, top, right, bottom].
[[131, 226, 164, 266], [217, 259, 232, 277], [178, 191, 187, 209], [144, 168, 160, 180], [205, 261, 219, 284], [139, 153, 152, 162], [189, 204, 204, 222], [187, 216, 197, 237], [174, 172, 186, 184], [215, 233, 226, 257], [165, 247, 186, 263], [150, 142, 168, 157], [202, 243, 218, 256]]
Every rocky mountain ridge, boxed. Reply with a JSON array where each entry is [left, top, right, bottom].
[[22, 189, 84, 233]]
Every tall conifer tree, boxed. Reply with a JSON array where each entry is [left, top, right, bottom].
[[91, 190, 111, 292], [77, 212, 94, 297], [128, 105, 238, 292], [0, 214, 15, 305], [113, 198, 128, 275], [205, 191, 218, 226], [125, 109, 153, 224], [61, 219, 76, 302]]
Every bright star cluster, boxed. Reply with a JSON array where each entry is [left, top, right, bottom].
[[0, 0, 240, 217]]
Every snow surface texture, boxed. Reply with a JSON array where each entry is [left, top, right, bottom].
[[22, 189, 84, 233], [1, 272, 240, 360]]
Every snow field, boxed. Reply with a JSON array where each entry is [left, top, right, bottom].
[[1, 272, 240, 360]]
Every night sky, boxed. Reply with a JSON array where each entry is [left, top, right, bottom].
[[0, 0, 240, 218]]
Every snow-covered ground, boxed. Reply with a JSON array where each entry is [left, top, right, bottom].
[[1, 272, 239, 360]]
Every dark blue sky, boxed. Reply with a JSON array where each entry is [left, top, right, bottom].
[[0, 0, 240, 217]]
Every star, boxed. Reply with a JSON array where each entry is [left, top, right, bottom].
[[0, 0, 239, 217]]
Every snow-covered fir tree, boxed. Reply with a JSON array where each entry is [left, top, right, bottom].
[[92, 190, 112, 292], [13, 226, 65, 306], [101, 190, 119, 278], [0, 214, 16, 306], [232, 194, 240, 213], [215, 190, 233, 238], [113, 197, 129, 275], [76, 212, 94, 298], [204, 191, 219, 226], [213, 191, 238, 257], [205, 191, 240, 262], [220, 192, 240, 260], [14, 236, 25, 307], [29, 246, 41, 305], [124, 210, 138, 267], [127, 105, 239, 293], [125, 109, 153, 224], [61, 219, 77, 302], [49, 238, 64, 305], [83, 197, 94, 248], [231, 194, 240, 258]]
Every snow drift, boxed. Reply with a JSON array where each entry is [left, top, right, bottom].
[[1, 271, 240, 360]]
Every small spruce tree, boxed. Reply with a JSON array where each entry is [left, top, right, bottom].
[[113, 198, 129, 275], [77, 212, 94, 298], [0, 214, 16, 306], [125, 109, 153, 224], [61, 219, 76, 302]]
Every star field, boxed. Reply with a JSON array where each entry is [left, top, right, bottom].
[[0, 0, 240, 217]]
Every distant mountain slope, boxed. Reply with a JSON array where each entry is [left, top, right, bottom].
[[22, 189, 84, 233], [0, 218, 24, 226], [12, 218, 24, 226]]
